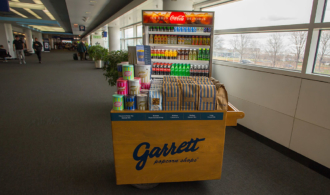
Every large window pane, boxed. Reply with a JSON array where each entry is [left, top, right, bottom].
[[124, 28, 134, 38], [314, 30, 330, 75], [323, 0, 330, 22], [137, 25, 142, 37], [213, 31, 308, 71], [203, 0, 313, 30], [137, 38, 143, 45]]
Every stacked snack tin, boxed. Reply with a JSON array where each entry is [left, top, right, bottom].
[[113, 94, 124, 111], [135, 65, 151, 90], [129, 79, 140, 95], [125, 95, 137, 110], [117, 64, 123, 77], [122, 65, 134, 80], [137, 94, 148, 110], [117, 78, 128, 95]]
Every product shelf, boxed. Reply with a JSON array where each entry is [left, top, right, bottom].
[[151, 59, 209, 64], [149, 44, 210, 48], [148, 31, 211, 36]]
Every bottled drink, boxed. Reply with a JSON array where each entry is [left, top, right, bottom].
[[171, 64, 175, 75], [160, 26, 164, 32], [165, 49, 169, 59], [171, 27, 174, 32], [201, 65, 205, 76], [173, 49, 178, 59], [161, 49, 165, 59], [202, 48, 206, 60], [195, 36, 198, 45], [186, 64, 190, 76], [152, 63, 156, 75], [192, 36, 195, 45], [174, 64, 178, 76], [205, 65, 209, 77], [198, 48, 202, 60], [159, 35, 163, 44], [185, 49, 189, 60], [168, 35, 172, 44], [199, 36, 203, 45], [206, 49, 210, 61], [156, 26, 159, 31], [168, 63, 172, 75], [159, 63, 163, 75], [156, 49, 161, 59], [149, 26, 152, 31], [156, 63, 160, 75], [197, 65, 201, 76], [182, 64, 186, 76], [192, 49, 197, 60], [169, 49, 173, 60], [190, 65, 194, 76], [164, 35, 168, 44], [178, 36, 181, 45], [175, 35, 178, 44], [202, 36, 206, 45], [177, 64, 181, 76], [149, 34, 153, 44], [188, 49, 193, 60], [207, 37, 211, 45]]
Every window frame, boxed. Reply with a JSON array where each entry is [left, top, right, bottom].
[[120, 23, 143, 50], [198, 0, 330, 83]]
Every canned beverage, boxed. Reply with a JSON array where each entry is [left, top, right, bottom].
[[129, 79, 140, 95], [117, 79, 128, 95], [117, 64, 123, 77], [188, 27, 192, 32], [134, 65, 151, 83], [141, 82, 151, 90], [122, 65, 134, 80], [125, 95, 136, 110], [134, 77, 141, 91], [113, 94, 124, 111], [137, 94, 148, 110]]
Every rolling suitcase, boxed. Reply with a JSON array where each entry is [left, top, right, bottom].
[[73, 53, 78, 60]]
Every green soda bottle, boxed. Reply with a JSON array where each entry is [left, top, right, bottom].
[[198, 48, 202, 60], [186, 64, 190, 76], [178, 64, 182, 76], [182, 64, 186, 76], [171, 63, 175, 75], [202, 48, 206, 61], [206, 48, 210, 61]]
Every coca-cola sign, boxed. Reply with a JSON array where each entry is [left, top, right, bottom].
[[169, 12, 186, 24]]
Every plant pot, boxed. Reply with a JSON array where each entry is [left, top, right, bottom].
[[95, 60, 104, 69]]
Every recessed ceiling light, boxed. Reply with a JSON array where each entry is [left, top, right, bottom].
[[9, 2, 45, 10], [86, 12, 90, 14], [90, 1, 96, 2], [10, 8, 28, 18], [24, 8, 42, 19]]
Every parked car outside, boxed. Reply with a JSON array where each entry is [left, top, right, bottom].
[[240, 59, 254, 64]]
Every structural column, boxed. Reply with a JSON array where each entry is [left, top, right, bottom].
[[163, 0, 193, 10], [87, 35, 91, 46], [108, 26, 120, 51], [0, 23, 15, 58], [24, 28, 34, 53]]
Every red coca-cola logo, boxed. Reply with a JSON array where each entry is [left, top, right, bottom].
[[114, 102, 122, 107], [169, 12, 186, 24], [124, 71, 132, 77]]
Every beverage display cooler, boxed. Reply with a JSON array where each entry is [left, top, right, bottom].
[[142, 10, 214, 78]]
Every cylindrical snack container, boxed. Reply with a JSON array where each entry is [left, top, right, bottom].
[[140, 89, 149, 95], [129, 79, 140, 95], [141, 82, 151, 90], [137, 94, 148, 110], [134, 77, 141, 91], [117, 64, 123, 77], [113, 94, 124, 111], [125, 95, 136, 110], [122, 65, 134, 80], [121, 61, 129, 65], [135, 65, 151, 83], [117, 79, 128, 95]]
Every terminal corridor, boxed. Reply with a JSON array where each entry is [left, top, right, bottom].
[[0, 51, 329, 194]]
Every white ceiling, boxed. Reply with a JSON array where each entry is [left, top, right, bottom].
[[65, 0, 111, 35]]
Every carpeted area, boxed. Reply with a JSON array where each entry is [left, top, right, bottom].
[[0, 50, 329, 195]]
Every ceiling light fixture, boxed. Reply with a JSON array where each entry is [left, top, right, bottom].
[[23, 8, 42, 19], [10, 8, 28, 18], [90, 1, 96, 2], [43, 9, 56, 20], [86, 12, 90, 14], [9, 2, 45, 10], [33, 0, 43, 4]]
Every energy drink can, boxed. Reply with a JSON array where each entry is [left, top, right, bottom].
[[113, 94, 124, 111]]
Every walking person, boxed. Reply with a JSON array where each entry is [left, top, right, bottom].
[[33, 38, 43, 63], [77, 41, 86, 61], [13, 36, 26, 64]]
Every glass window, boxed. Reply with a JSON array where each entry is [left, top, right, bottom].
[[314, 30, 330, 75], [203, 0, 313, 30], [213, 31, 308, 71], [124, 28, 134, 38], [323, 0, 330, 22], [137, 25, 142, 37], [137, 38, 143, 45]]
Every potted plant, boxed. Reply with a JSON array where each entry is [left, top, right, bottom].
[[88, 45, 102, 61], [103, 50, 129, 86], [94, 47, 108, 69]]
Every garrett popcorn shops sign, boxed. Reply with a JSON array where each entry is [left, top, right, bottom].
[[111, 111, 226, 185]]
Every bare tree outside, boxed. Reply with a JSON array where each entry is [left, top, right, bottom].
[[214, 36, 224, 50], [290, 31, 307, 69], [317, 31, 330, 70], [266, 33, 283, 67], [250, 40, 262, 64], [230, 34, 251, 61]]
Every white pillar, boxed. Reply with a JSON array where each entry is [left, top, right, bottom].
[[108, 26, 120, 51], [0, 23, 15, 58], [36, 32, 43, 51], [87, 35, 91, 46], [24, 29, 34, 53], [102, 25, 109, 49], [163, 0, 193, 10]]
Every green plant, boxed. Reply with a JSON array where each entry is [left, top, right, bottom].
[[94, 47, 109, 61], [103, 50, 129, 86], [88, 45, 103, 60]]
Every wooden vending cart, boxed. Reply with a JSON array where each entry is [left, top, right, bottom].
[[110, 103, 244, 185]]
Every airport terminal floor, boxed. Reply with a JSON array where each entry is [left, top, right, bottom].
[[0, 50, 329, 194]]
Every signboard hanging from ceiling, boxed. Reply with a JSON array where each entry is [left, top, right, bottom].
[[79, 25, 85, 31], [142, 11, 214, 25], [0, 0, 10, 12]]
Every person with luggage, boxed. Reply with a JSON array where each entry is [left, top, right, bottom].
[[77, 41, 86, 60], [13, 36, 26, 64], [0, 45, 11, 62], [33, 38, 43, 64]]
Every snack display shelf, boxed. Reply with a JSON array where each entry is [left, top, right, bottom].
[[110, 103, 244, 185], [149, 44, 210, 48], [151, 59, 209, 64], [148, 31, 211, 36]]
